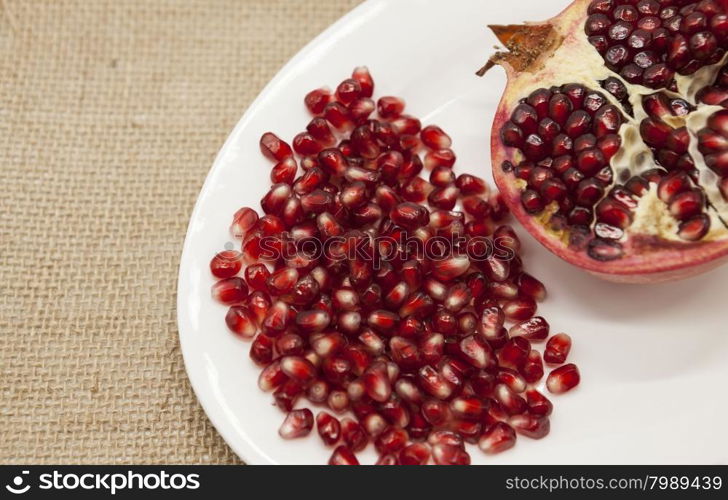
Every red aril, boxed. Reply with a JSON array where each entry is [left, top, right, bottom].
[[279, 409, 314, 439]]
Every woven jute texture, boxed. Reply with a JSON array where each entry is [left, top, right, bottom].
[[0, 0, 362, 464]]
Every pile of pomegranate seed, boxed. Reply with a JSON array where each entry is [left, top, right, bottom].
[[210, 67, 580, 465]]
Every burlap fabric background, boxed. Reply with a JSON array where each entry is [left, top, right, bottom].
[[0, 0, 362, 464]]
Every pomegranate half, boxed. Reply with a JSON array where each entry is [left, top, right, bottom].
[[488, 0, 728, 282]]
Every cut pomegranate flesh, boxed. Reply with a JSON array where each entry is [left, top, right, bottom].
[[489, 0, 728, 282], [213, 67, 580, 465]]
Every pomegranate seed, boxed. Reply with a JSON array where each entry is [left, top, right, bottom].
[[362, 361, 392, 402], [420, 125, 452, 150], [517, 272, 547, 301], [424, 148, 456, 170], [270, 157, 298, 185], [479, 422, 517, 454], [225, 305, 257, 338], [258, 360, 287, 392], [367, 309, 400, 333], [422, 399, 451, 425], [328, 445, 359, 465], [498, 369, 527, 393], [480, 305, 505, 340], [521, 350, 545, 384], [262, 300, 290, 336], [260, 132, 293, 162], [375, 427, 408, 454], [525, 389, 553, 417], [316, 411, 341, 446], [510, 413, 550, 439], [388, 336, 420, 370], [418, 366, 452, 400], [350, 98, 375, 123], [458, 335, 496, 370], [544, 333, 572, 364], [280, 355, 317, 383], [494, 383, 528, 415], [210, 250, 243, 279], [362, 412, 389, 437], [377, 96, 405, 118], [260, 183, 292, 215], [679, 214, 711, 241], [278, 409, 313, 439], [327, 389, 350, 413], [546, 363, 581, 394], [509, 317, 548, 343], [276, 333, 305, 357], [305, 118, 336, 148], [399, 443, 431, 465], [231, 207, 259, 239], [352, 66, 374, 97], [499, 337, 530, 370], [502, 297, 537, 321], [432, 444, 471, 465], [427, 430, 464, 448], [395, 377, 424, 406], [336, 78, 362, 106], [430, 165, 456, 187], [273, 379, 303, 411], [431, 255, 470, 282], [449, 396, 486, 420], [249, 333, 274, 365], [212, 277, 249, 304], [305, 88, 332, 115], [376, 454, 399, 465], [324, 102, 354, 131], [401, 176, 433, 202], [341, 417, 368, 451], [429, 185, 460, 210]]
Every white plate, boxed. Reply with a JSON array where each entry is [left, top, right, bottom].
[[178, 0, 728, 465]]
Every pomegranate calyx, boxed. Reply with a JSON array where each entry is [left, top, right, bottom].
[[478, 23, 563, 76]]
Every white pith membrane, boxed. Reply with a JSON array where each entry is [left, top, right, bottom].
[[494, 0, 728, 264]]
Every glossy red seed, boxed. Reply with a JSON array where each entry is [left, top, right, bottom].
[[305, 88, 333, 115], [521, 350, 545, 384], [225, 305, 257, 338], [479, 422, 517, 454], [547, 363, 581, 394], [210, 250, 244, 278], [231, 207, 259, 239], [526, 389, 553, 417], [341, 417, 368, 452], [418, 366, 453, 400], [212, 277, 249, 304], [509, 316, 549, 340], [328, 445, 359, 465], [502, 297, 537, 321], [544, 333, 572, 364], [316, 411, 341, 446], [424, 148, 456, 169], [376, 454, 399, 465], [399, 443, 431, 465], [377, 96, 405, 118], [260, 132, 293, 161], [432, 444, 470, 465], [421, 125, 452, 150], [352, 66, 374, 97], [375, 427, 409, 454], [510, 414, 550, 439]]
